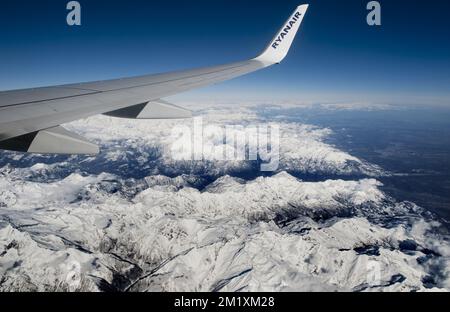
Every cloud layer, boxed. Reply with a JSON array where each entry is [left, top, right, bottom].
[[0, 104, 448, 292]]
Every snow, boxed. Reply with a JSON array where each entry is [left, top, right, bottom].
[[0, 167, 449, 292], [0, 104, 448, 292]]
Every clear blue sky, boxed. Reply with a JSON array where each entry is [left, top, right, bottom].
[[0, 0, 449, 104]]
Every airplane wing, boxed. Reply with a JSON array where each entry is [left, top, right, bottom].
[[0, 4, 308, 154]]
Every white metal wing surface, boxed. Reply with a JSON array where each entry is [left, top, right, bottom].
[[0, 4, 308, 154]]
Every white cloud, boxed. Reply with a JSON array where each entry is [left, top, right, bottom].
[[0, 103, 447, 292], [59, 104, 384, 177]]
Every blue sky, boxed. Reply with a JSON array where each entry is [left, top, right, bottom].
[[0, 0, 449, 104]]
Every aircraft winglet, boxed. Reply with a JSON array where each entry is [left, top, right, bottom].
[[0, 5, 309, 155], [256, 4, 308, 64]]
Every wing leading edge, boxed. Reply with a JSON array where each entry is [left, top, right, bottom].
[[0, 4, 309, 154]]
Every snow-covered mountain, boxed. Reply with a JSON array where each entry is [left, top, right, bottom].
[[0, 104, 448, 292]]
